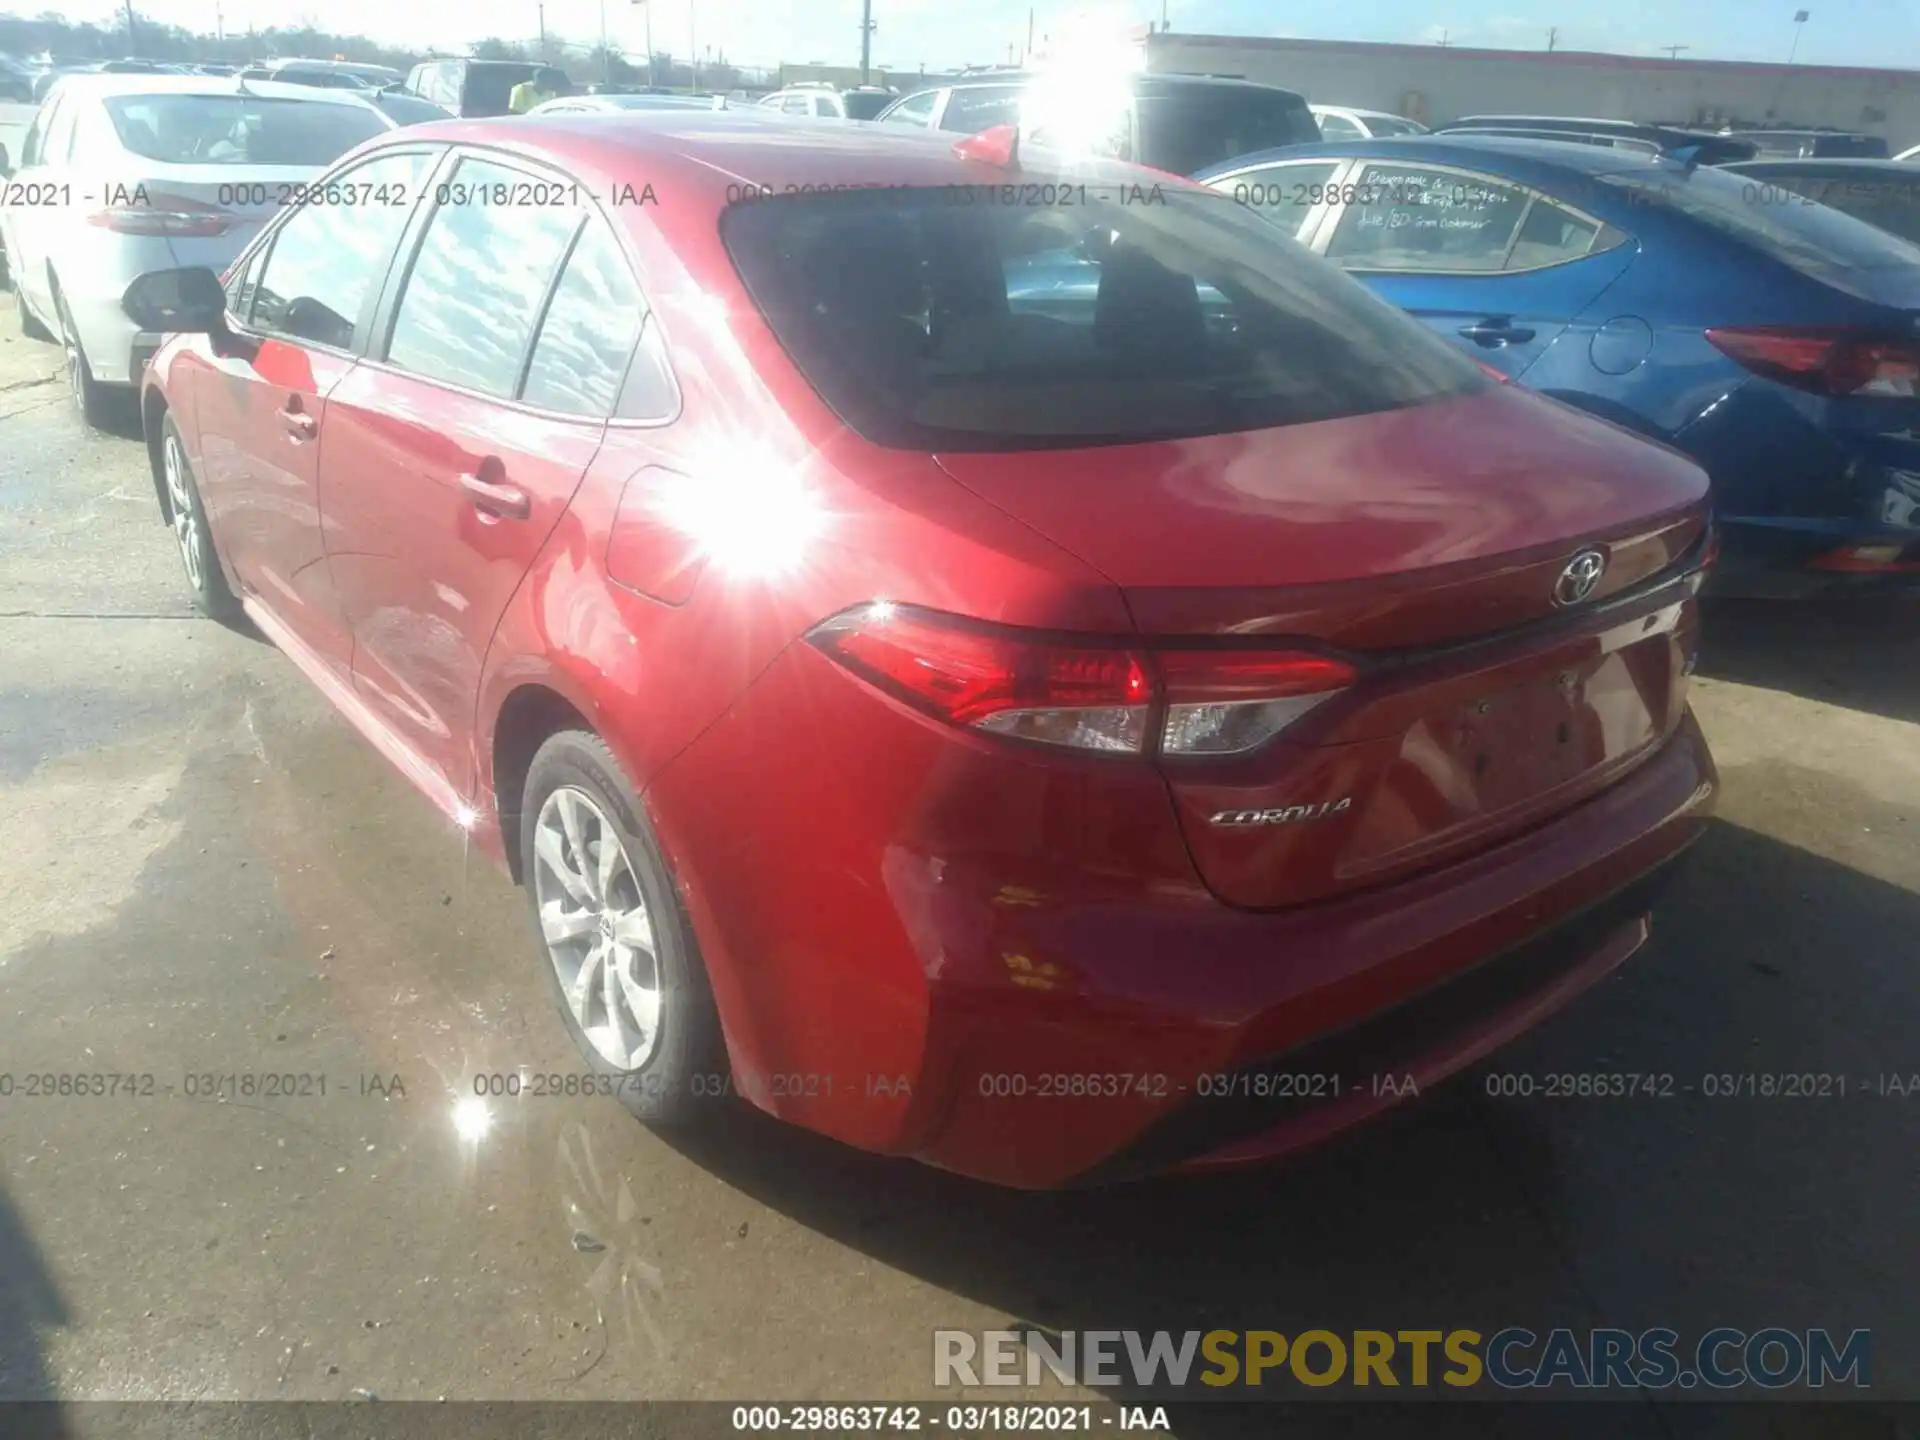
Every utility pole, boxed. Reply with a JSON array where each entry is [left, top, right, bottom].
[[1546, 26, 1557, 51], [215, 2, 224, 43], [690, 0, 697, 91], [860, 0, 874, 84], [1662, 43, 1689, 59], [123, 0, 137, 55], [538, 3, 546, 57], [1436, 29, 1451, 46], [600, 0, 610, 83], [632, 0, 653, 88], [1025, 7, 1033, 63]]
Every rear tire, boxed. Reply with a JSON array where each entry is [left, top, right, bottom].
[[519, 730, 726, 1126], [52, 279, 125, 429], [159, 414, 242, 623], [17, 285, 52, 342]]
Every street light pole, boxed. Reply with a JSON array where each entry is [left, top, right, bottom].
[[1787, 8, 1810, 64], [860, 0, 873, 85], [600, 0, 610, 84], [123, 0, 137, 55]]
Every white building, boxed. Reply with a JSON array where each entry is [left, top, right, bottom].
[[1139, 32, 1920, 149]]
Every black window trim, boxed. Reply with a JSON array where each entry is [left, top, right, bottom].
[[358, 141, 681, 427], [1315, 158, 1624, 277]]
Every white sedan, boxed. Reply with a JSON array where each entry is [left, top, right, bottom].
[[1, 73, 394, 426]]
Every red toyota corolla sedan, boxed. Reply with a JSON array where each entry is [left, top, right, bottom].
[[131, 111, 1717, 1188]]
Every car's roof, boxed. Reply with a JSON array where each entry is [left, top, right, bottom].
[[388, 107, 1157, 197], [1310, 104, 1406, 120], [1197, 133, 1675, 180], [48, 71, 391, 108], [938, 70, 1297, 96]]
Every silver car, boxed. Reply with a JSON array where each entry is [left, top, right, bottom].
[[1, 73, 394, 425]]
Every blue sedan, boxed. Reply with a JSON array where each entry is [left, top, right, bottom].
[[1190, 137, 1920, 594]]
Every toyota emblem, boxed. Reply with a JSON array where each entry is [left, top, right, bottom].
[[1553, 549, 1607, 607]]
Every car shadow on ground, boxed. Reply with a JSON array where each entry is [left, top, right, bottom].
[[1699, 597, 1920, 725], [657, 816, 1920, 1438], [0, 1183, 71, 1437]]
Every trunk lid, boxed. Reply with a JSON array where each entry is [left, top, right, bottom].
[[936, 385, 1711, 907]]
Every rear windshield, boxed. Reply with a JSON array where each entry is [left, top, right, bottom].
[[842, 91, 893, 120], [1369, 116, 1426, 137], [102, 95, 386, 165], [1741, 172, 1920, 247], [721, 184, 1484, 451], [1136, 87, 1320, 176], [463, 64, 538, 114], [1599, 165, 1920, 286]]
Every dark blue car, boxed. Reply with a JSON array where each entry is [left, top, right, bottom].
[[1186, 136, 1920, 593]]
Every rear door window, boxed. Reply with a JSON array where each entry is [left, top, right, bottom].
[[1324, 165, 1533, 272], [720, 183, 1481, 451], [383, 156, 582, 397], [942, 86, 1024, 134]]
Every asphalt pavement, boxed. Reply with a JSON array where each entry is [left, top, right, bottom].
[[0, 324, 1916, 1437]]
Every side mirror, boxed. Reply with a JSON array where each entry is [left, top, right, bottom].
[[122, 266, 226, 333]]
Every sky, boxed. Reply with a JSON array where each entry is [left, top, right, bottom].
[[45, 0, 1920, 73]]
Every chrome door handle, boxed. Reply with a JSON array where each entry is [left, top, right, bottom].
[[459, 471, 530, 520]]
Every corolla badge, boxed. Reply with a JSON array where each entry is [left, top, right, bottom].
[[1553, 549, 1608, 607], [1210, 798, 1352, 827]]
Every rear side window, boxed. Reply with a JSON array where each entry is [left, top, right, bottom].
[[102, 95, 386, 165], [721, 184, 1482, 451], [521, 215, 647, 417], [462, 66, 535, 116], [249, 150, 432, 348], [843, 91, 893, 121], [1315, 113, 1363, 140], [1135, 86, 1319, 176], [1600, 166, 1920, 284], [385, 158, 582, 397]]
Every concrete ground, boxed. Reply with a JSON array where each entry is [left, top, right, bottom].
[[0, 323, 1916, 1436]]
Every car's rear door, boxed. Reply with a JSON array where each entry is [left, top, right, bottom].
[[1315, 159, 1638, 379], [191, 145, 439, 664], [320, 150, 637, 797], [3, 89, 73, 324]]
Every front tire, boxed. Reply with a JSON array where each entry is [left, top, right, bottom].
[[159, 415, 242, 622], [520, 730, 725, 1125]]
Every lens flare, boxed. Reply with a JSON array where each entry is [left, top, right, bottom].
[[659, 448, 826, 580], [452, 1096, 493, 1143]]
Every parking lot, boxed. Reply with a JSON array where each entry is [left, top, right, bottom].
[[1, 298, 1918, 1434]]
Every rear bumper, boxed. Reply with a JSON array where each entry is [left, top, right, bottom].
[[913, 711, 1716, 1187]]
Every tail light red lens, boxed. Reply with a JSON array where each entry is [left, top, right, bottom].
[[1705, 326, 1920, 398], [808, 603, 1354, 757], [88, 192, 233, 237]]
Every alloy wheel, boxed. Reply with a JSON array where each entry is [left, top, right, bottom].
[[162, 433, 204, 592], [532, 786, 662, 1071]]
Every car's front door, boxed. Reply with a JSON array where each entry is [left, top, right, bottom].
[[192, 146, 437, 664], [1315, 160, 1637, 380], [320, 152, 642, 798], [1202, 158, 1351, 241]]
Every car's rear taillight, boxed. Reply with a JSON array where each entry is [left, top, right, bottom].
[[88, 191, 233, 237], [1705, 326, 1920, 398], [810, 603, 1152, 753], [1155, 650, 1356, 755], [808, 603, 1354, 757]]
